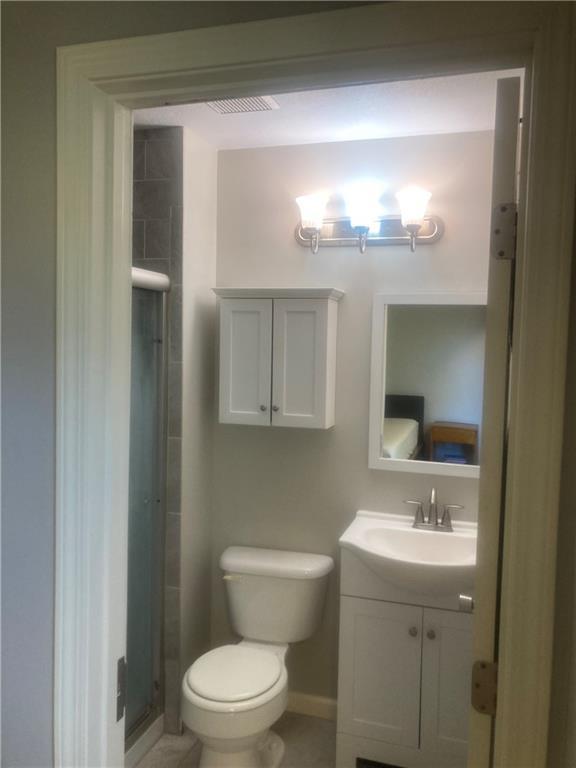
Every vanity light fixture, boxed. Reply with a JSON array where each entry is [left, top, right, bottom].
[[295, 183, 443, 253]]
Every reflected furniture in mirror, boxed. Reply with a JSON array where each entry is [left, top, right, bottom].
[[369, 293, 487, 478]]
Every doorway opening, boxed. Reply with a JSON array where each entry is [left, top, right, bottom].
[[124, 67, 524, 767], [54, 8, 576, 767]]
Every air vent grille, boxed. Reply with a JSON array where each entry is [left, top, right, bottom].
[[206, 96, 279, 115]]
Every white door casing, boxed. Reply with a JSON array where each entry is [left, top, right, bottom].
[[56, 4, 576, 767]]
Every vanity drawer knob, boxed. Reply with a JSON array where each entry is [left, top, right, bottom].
[[427, 629, 436, 640], [259, 405, 267, 412], [408, 626, 418, 637], [272, 405, 279, 412]]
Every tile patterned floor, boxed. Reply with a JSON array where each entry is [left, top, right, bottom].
[[134, 712, 336, 768]]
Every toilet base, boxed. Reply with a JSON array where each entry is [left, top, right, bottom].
[[199, 730, 285, 768]]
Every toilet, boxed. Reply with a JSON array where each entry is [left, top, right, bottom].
[[181, 545, 334, 768]]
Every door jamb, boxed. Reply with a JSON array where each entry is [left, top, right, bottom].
[[56, 4, 576, 767]]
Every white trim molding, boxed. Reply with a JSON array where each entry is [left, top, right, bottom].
[[213, 287, 344, 300], [55, 4, 576, 767], [287, 692, 337, 722]]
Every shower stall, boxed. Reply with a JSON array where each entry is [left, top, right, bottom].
[[125, 267, 170, 748]]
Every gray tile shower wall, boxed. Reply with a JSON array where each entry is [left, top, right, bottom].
[[133, 126, 183, 735]]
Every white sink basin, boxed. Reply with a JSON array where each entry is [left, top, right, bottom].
[[339, 510, 477, 595]]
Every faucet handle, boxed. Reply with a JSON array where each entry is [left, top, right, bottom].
[[441, 504, 464, 530], [405, 500, 425, 526]]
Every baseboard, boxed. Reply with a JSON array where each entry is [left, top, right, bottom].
[[287, 691, 337, 721], [125, 714, 164, 768]]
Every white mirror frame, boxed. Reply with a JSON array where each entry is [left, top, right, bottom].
[[369, 292, 488, 478]]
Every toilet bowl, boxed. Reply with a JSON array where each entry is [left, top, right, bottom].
[[181, 546, 333, 768], [182, 642, 288, 767]]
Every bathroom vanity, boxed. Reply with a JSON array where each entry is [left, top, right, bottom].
[[214, 288, 344, 429], [336, 511, 476, 768]]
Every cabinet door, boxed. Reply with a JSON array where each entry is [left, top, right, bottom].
[[271, 299, 336, 428], [218, 299, 272, 425], [338, 596, 422, 747], [420, 608, 473, 758]]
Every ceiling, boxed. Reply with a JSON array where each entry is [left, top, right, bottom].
[[134, 70, 523, 150]]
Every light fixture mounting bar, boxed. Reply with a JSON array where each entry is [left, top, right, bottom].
[[295, 215, 444, 250]]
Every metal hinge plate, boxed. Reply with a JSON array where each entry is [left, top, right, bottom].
[[471, 660, 498, 716], [116, 656, 127, 722], [490, 202, 517, 260]]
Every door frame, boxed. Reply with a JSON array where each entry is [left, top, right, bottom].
[[56, 4, 576, 767]]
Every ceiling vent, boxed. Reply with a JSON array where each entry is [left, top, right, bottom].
[[206, 95, 279, 115]]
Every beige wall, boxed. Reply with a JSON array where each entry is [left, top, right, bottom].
[[0, 3, 356, 766], [211, 131, 493, 699], [180, 129, 218, 675]]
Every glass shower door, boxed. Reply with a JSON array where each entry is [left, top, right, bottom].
[[126, 287, 165, 739]]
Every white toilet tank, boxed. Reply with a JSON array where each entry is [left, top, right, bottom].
[[220, 546, 334, 643]]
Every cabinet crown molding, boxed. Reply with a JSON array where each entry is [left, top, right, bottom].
[[213, 287, 344, 301]]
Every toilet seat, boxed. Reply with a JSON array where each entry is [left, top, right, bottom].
[[182, 649, 288, 716], [186, 645, 282, 702]]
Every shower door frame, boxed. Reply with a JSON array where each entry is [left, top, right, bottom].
[[125, 274, 170, 749], [55, 4, 576, 768]]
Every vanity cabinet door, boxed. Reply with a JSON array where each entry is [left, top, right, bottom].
[[420, 608, 473, 759], [218, 299, 272, 425], [338, 596, 422, 747], [271, 299, 337, 428]]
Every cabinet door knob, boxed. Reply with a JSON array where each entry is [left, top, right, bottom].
[[272, 405, 279, 412], [259, 405, 267, 412], [408, 626, 418, 637], [426, 629, 436, 640]]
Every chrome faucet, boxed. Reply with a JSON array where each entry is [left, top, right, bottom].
[[404, 488, 462, 532], [428, 487, 438, 526]]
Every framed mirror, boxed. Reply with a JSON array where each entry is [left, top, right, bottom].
[[369, 293, 487, 478]]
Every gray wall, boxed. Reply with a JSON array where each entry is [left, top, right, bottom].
[[0, 3, 358, 766]]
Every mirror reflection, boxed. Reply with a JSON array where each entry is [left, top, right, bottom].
[[382, 305, 486, 467]]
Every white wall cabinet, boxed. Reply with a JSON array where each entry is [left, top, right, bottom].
[[337, 595, 472, 768], [215, 289, 343, 428], [218, 298, 273, 426]]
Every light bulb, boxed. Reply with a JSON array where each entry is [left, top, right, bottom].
[[396, 186, 431, 229], [295, 192, 330, 231], [342, 180, 385, 230]]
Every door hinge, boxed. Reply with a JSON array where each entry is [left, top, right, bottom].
[[116, 656, 127, 722], [490, 202, 517, 261], [471, 660, 498, 716]]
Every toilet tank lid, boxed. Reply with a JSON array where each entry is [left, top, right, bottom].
[[220, 546, 334, 579]]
